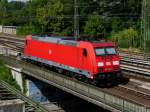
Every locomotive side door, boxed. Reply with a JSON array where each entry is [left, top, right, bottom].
[[78, 48, 91, 72], [24, 39, 30, 56], [82, 48, 90, 71]]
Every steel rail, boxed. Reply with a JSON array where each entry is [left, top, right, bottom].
[[120, 56, 150, 69], [118, 84, 150, 100], [0, 39, 24, 47], [0, 35, 24, 42], [121, 64, 150, 76], [119, 49, 150, 57]]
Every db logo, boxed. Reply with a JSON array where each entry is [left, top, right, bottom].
[[49, 50, 52, 55]]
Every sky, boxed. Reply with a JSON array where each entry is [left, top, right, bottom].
[[8, 0, 29, 2]]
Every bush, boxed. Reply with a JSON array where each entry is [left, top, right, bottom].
[[17, 24, 41, 36], [111, 28, 140, 48]]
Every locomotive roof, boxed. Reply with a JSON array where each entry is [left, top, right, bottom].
[[28, 35, 115, 47], [32, 35, 78, 46]]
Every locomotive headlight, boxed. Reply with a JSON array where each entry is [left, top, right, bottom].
[[113, 61, 119, 65], [98, 62, 104, 67]]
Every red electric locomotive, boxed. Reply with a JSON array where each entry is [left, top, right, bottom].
[[23, 35, 121, 84]]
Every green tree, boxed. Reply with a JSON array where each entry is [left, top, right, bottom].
[[36, 0, 64, 34], [0, 0, 142, 42], [0, 0, 8, 25], [112, 28, 139, 48], [84, 15, 105, 36]]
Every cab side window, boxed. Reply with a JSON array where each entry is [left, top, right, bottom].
[[83, 48, 87, 56]]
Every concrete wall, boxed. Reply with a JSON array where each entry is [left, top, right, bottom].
[[0, 25, 2, 33], [11, 68, 23, 92], [0, 99, 25, 112], [0, 25, 17, 35]]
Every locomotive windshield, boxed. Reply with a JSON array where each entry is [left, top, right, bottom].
[[95, 48, 105, 56], [106, 47, 116, 55], [95, 47, 117, 56]]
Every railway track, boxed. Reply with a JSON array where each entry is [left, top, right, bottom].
[[119, 50, 150, 61], [118, 81, 150, 101], [0, 36, 24, 49], [121, 64, 150, 76], [106, 86, 150, 107], [119, 49, 150, 67], [0, 35, 24, 42], [0, 80, 49, 112], [120, 55, 150, 69], [107, 84, 150, 107], [118, 51, 150, 80]]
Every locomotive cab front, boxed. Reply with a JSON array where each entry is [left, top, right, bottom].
[[93, 43, 121, 80]]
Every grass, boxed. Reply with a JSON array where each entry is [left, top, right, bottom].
[[0, 58, 21, 91]]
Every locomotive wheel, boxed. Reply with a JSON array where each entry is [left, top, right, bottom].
[[83, 77, 89, 83], [115, 72, 123, 84], [65, 71, 73, 78], [116, 72, 123, 78], [75, 75, 82, 81]]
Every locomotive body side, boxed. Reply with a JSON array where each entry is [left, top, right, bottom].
[[23, 36, 94, 78]]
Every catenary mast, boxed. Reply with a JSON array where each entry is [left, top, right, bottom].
[[142, 0, 150, 51], [74, 0, 79, 40]]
